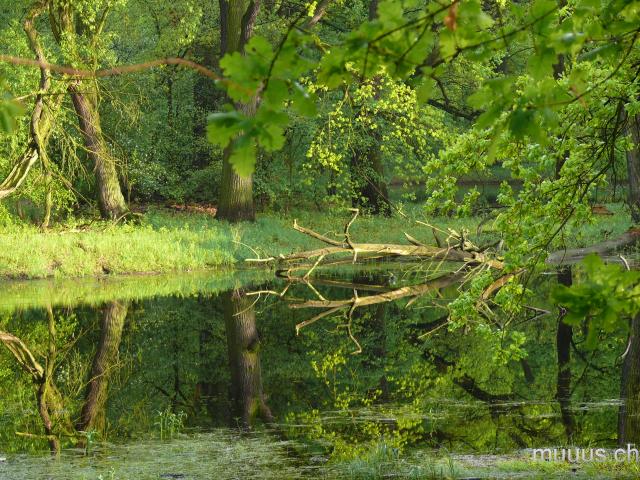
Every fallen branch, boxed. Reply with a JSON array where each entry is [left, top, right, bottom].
[[481, 270, 524, 301], [290, 272, 462, 310], [292, 219, 343, 246], [281, 276, 396, 293], [247, 210, 504, 273], [546, 229, 640, 265], [277, 243, 503, 268]]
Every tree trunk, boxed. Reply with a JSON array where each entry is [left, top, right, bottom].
[[49, 2, 128, 220], [626, 111, 640, 223], [218, 116, 256, 221], [0, 2, 61, 200], [0, 147, 40, 200], [76, 301, 128, 433], [41, 170, 53, 229], [40, 305, 61, 453], [355, 272, 390, 400], [349, 0, 391, 216], [0, 305, 73, 454], [619, 313, 640, 445], [224, 289, 272, 428], [556, 266, 575, 441], [68, 82, 128, 220], [216, 0, 260, 223], [351, 142, 391, 216]]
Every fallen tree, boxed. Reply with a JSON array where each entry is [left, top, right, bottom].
[[546, 228, 640, 265], [246, 209, 504, 275]]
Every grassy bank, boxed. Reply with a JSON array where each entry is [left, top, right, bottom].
[[0, 206, 631, 280]]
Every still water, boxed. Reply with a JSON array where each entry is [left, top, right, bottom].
[[0, 268, 635, 479]]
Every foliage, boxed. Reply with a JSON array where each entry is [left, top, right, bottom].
[[208, 0, 639, 175], [0, 81, 22, 133], [304, 68, 444, 205], [155, 407, 186, 440], [553, 254, 640, 347]]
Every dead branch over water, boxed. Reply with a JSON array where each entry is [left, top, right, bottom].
[[246, 209, 505, 274], [546, 229, 640, 265]]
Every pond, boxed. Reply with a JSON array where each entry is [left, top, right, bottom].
[[0, 266, 637, 479]]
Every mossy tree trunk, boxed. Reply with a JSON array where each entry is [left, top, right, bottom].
[[218, 152, 255, 222], [0, 306, 73, 454], [351, 139, 391, 216], [68, 82, 128, 219], [50, 3, 128, 220], [556, 266, 575, 441], [349, 0, 391, 216], [224, 289, 273, 428], [0, 1, 62, 201], [216, 0, 260, 222]]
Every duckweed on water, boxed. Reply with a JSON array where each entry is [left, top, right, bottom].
[[0, 432, 304, 480]]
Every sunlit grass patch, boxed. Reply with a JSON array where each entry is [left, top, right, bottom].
[[327, 442, 467, 480], [0, 204, 633, 280]]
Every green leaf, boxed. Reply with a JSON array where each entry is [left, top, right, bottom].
[[467, 86, 491, 110], [416, 77, 436, 104], [206, 111, 246, 147], [527, 47, 557, 80], [263, 78, 289, 107], [530, 0, 557, 23], [439, 29, 457, 59], [291, 82, 317, 117], [258, 123, 286, 151], [508, 108, 536, 139], [245, 35, 273, 59], [0, 96, 24, 133], [229, 135, 257, 177], [475, 103, 504, 129], [317, 50, 351, 88], [377, 0, 404, 28], [577, 43, 619, 62]]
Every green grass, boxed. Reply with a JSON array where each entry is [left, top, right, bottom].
[[0, 205, 632, 281], [0, 207, 479, 280], [329, 443, 463, 479]]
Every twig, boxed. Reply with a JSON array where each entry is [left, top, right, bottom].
[[296, 306, 346, 334], [344, 208, 359, 263], [293, 219, 343, 246], [303, 254, 326, 279]]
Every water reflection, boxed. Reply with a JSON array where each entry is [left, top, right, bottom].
[[76, 301, 128, 437], [0, 301, 129, 454], [0, 269, 634, 475], [619, 313, 640, 446], [224, 289, 273, 427]]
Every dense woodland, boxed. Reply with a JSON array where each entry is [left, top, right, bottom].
[[2, 1, 640, 475], [0, 0, 636, 224], [0, 0, 639, 346]]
